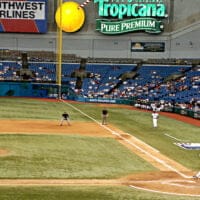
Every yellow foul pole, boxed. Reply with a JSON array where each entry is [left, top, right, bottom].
[[56, 0, 63, 99]]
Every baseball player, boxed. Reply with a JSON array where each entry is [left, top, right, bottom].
[[152, 110, 159, 128], [60, 112, 71, 126]]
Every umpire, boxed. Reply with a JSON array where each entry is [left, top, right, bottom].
[[102, 109, 108, 125]]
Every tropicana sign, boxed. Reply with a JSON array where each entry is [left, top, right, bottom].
[[94, 0, 168, 34]]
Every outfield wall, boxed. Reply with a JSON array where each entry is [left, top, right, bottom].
[[0, 81, 199, 119]]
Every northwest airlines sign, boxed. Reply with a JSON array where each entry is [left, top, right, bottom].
[[94, 0, 167, 34], [0, 0, 47, 33]]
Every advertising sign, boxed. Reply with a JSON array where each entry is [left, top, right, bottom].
[[0, 0, 47, 33], [94, 0, 168, 35], [131, 42, 165, 52]]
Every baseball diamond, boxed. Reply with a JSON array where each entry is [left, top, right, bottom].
[[0, 0, 200, 199], [0, 98, 199, 199]]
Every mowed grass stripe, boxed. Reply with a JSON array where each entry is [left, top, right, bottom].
[[0, 98, 199, 170], [66, 102, 200, 170], [0, 98, 88, 121], [0, 134, 155, 179], [0, 186, 199, 200]]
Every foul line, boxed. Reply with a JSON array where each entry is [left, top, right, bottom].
[[129, 185, 200, 197], [164, 133, 183, 142], [126, 132, 160, 153], [61, 100, 192, 179]]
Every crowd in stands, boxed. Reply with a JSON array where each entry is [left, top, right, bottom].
[[0, 58, 199, 112], [134, 98, 200, 113]]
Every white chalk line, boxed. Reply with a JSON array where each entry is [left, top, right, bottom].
[[126, 132, 160, 153], [129, 179, 199, 189], [162, 179, 196, 184], [129, 185, 200, 197], [130, 179, 196, 184], [165, 182, 196, 188], [161, 179, 199, 188], [164, 133, 184, 142], [61, 100, 192, 179]]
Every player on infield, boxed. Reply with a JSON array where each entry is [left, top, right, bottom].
[[60, 112, 71, 126]]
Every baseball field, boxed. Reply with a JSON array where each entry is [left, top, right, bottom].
[[0, 97, 199, 200]]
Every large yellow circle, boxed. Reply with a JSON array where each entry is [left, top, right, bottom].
[[55, 1, 85, 33]]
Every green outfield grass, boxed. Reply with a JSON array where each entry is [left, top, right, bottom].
[[0, 186, 199, 200], [0, 98, 88, 121], [73, 102, 200, 170], [0, 97, 199, 200], [0, 97, 199, 171], [0, 134, 155, 178]]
